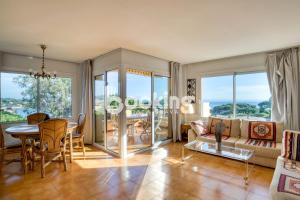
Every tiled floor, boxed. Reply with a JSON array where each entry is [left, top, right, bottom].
[[0, 143, 274, 200]]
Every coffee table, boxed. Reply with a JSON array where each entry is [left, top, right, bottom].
[[182, 140, 255, 185]]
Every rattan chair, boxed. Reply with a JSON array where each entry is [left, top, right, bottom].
[[32, 119, 68, 178], [27, 113, 50, 125], [67, 113, 86, 157]]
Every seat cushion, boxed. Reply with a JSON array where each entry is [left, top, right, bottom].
[[197, 134, 239, 147], [235, 138, 282, 159]]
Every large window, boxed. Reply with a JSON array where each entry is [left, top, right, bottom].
[[202, 75, 234, 118], [201, 72, 271, 120], [0, 72, 72, 123]]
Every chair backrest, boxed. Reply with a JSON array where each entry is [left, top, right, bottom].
[[281, 130, 300, 161], [27, 113, 50, 125], [77, 113, 86, 137], [39, 119, 67, 153]]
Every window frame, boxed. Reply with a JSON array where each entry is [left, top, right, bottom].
[[0, 71, 73, 124], [201, 70, 271, 120]]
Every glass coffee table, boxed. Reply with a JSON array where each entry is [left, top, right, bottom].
[[182, 140, 255, 185]]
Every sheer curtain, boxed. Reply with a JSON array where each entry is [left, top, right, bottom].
[[81, 60, 93, 144], [170, 61, 182, 142], [266, 48, 300, 130]]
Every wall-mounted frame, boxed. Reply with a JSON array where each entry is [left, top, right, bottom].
[[187, 79, 196, 103]]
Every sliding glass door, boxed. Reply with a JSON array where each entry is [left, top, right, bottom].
[[93, 68, 170, 156], [153, 76, 170, 142], [106, 70, 120, 154], [126, 69, 152, 153], [94, 75, 105, 146]]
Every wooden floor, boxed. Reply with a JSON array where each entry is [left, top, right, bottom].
[[0, 143, 274, 200]]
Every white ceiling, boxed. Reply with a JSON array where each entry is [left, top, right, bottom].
[[1, 0, 300, 64]]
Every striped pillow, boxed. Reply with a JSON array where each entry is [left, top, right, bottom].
[[282, 130, 300, 161]]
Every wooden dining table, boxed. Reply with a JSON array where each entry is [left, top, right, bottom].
[[5, 122, 78, 173]]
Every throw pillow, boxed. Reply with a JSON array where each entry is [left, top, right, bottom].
[[190, 120, 208, 136], [248, 121, 276, 141]]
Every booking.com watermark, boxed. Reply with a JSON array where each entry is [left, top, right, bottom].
[[101, 86, 195, 114], [105, 95, 195, 114]]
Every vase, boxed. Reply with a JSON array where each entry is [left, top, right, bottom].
[[216, 142, 221, 151]]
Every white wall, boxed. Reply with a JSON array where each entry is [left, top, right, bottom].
[[0, 52, 82, 121], [93, 48, 122, 75], [121, 48, 170, 76], [93, 48, 170, 76], [183, 52, 267, 121]]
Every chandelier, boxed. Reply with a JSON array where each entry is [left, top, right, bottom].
[[29, 44, 56, 79]]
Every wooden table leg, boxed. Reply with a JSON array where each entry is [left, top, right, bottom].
[[20, 136, 28, 174]]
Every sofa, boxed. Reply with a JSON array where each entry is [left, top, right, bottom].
[[269, 130, 300, 199], [188, 117, 283, 168]]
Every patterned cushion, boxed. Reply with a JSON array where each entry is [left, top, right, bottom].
[[208, 118, 232, 137], [278, 174, 300, 196], [248, 121, 276, 141], [190, 120, 208, 136], [207, 117, 241, 137], [241, 119, 283, 143], [282, 130, 300, 161]]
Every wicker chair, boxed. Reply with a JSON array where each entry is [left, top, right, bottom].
[[67, 113, 86, 157], [32, 119, 68, 178], [27, 113, 50, 125]]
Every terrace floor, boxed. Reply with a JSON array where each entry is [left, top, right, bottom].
[[0, 143, 274, 200]]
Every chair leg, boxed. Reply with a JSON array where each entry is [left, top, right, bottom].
[[32, 151, 35, 170], [62, 151, 67, 171], [41, 153, 45, 178], [81, 140, 85, 157]]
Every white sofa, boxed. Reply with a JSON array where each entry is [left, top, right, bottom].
[[188, 117, 283, 168]]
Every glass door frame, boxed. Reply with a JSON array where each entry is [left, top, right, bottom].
[[152, 74, 171, 144], [92, 68, 121, 157], [93, 66, 171, 158], [93, 74, 106, 148]]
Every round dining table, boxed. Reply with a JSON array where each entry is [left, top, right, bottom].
[[5, 122, 78, 173]]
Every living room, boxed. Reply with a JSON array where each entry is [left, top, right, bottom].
[[1, 1, 300, 200]]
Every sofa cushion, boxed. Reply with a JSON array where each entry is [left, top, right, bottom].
[[241, 119, 283, 143], [270, 157, 300, 200], [197, 134, 239, 147], [190, 120, 208, 136], [282, 130, 300, 161], [207, 117, 241, 137], [235, 138, 281, 159]]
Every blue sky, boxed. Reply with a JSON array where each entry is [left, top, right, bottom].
[[202, 72, 271, 102], [1, 73, 26, 99]]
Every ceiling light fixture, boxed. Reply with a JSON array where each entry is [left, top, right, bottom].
[[29, 44, 56, 79]]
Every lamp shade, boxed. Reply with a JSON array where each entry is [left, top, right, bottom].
[[180, 104, 195, 114]]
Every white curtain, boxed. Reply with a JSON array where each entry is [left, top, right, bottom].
[[81, 60, 93, 144], [266, 48, 300, 130], [170, 61, 182, 142]]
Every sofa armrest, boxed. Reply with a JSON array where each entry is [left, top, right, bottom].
[[188, 129, 197, 142]]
